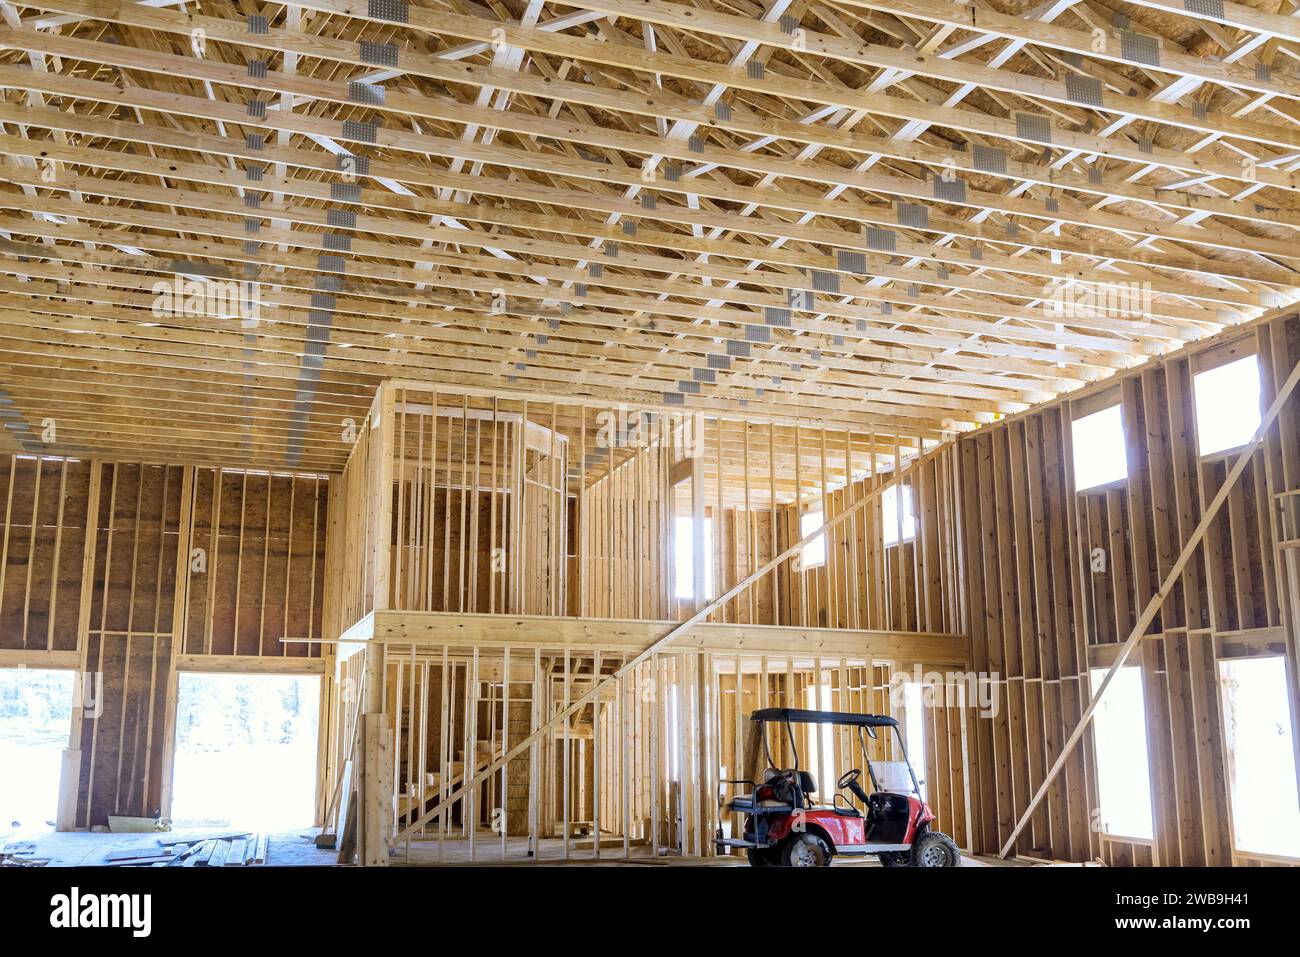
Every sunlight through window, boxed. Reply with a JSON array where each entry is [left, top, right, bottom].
[[0, 668, 74, 833], [903, 682, 928, 801], [171, 673, 320, 831], [1088, 666, 1154, 841], [1072, 404, 1128, 492], [1194, 355, 1262, 457], [799, 510, 826, 568], [882, 483, 916, 546], [673, 516, 714, 601], [1219, 657, 1300, 859], [804, 683, 835, 800]]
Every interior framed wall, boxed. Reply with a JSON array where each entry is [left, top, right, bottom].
[[319, 380, 976, 862], [325, 381, 964, 643], [317, 633, 975, 864]]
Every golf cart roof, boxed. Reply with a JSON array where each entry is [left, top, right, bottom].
[[750, 707, 899, 729]]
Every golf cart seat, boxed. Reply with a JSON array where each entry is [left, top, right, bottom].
[[762, 769, 816, 808], [730, 795, 794, 812], [755, 768, 796, 807], [778, 769, 819, 807], [734, 768, 784, 807], [796, 771, 817, 806], [728, 768, 799, 813]]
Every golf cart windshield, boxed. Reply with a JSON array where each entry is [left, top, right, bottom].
[[869, 759, 917, 795]]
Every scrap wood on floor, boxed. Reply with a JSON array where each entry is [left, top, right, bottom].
[[1, 841, 49, 867], [103, 832, 271, 867]]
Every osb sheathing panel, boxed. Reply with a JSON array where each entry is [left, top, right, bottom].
[[0, 456, 92, 652], [388, 489, 502, 615], [87, 463, 182, 637], [77, 632, 172, 824], [78, 462, 182, 827], [182, 469, 328, 657]]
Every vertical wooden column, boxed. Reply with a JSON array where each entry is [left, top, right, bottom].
[[57, 459, 103, 831], [155, 465, 195, 822], [695, 651, 712, 856], [691, 418, 706, 615], [361, 384, 395, 865]]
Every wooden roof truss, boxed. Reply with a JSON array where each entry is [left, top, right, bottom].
[[0, 0, 1297, 470]]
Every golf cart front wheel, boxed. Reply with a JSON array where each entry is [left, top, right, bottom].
[[781, 833, 832, 867], [911, 831, 961, 867]]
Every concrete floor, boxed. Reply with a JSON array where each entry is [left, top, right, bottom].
[[4, 825, 990, 867], [2, 825, 336, 867], [388, 829, 992, 866]]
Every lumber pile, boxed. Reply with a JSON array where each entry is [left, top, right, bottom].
[[104, 832, 270, 867], [0, 841, 49, 867]]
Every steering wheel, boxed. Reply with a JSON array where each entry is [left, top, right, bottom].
[[837, 768, 861, 790]]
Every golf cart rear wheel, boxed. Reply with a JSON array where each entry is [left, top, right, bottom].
[[911, 831, 961, 867], [877, 851, 910, 867], [781, 833, 832, 867]]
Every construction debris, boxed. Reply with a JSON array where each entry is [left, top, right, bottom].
[[0, 842, 48, 867], [103, 833, 270, 867]]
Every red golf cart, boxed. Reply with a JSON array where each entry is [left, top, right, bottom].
[[716, 707, 961, 867]]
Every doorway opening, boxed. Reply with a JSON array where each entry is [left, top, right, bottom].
[[170, 672, 320, 831], [0, 667, 75, 834]]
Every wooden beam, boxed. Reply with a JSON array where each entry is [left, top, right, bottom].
[[370, 610, 970, 665]]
